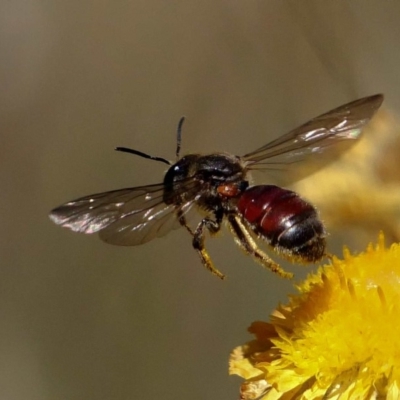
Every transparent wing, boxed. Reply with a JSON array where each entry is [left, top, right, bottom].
[[243, 94, 383, 185], [49, 180, 201, 246]]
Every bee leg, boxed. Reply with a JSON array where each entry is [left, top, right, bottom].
[[192, 215, 226, 280], [178, 212, 195, 236], [227, 215, 293, 279], [177, 210, 225, 280]]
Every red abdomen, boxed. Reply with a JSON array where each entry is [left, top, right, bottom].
[[237, 185, 326, 262]]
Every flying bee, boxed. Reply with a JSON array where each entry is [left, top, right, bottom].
[[49, 94, 383, 279]]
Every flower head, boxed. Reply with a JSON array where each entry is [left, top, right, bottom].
[[230, 233, 400, 399]]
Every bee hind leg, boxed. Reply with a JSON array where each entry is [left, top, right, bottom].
[[227, 215, 293, 279]]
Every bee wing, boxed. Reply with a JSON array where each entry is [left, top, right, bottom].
[[49, 180, 200, 246], [242, 94, 383, 185]]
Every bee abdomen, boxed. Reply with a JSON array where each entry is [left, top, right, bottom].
[[237, 185, 326, 262]]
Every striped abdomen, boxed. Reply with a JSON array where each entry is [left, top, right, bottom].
[[237, 185, 326, 262]]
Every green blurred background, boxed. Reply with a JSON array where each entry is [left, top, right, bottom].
[[2, 2, 400, 399]]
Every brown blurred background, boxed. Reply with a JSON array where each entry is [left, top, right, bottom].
[[2, 2, 400, 399]]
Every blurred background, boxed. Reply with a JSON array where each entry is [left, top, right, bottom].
[[2, 1, 400, 399]]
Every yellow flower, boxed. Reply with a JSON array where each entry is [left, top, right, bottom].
[[230, 233, 400, 399]]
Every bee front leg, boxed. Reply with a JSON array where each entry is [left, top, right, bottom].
[[227, 215, 293, 279], [192, 216, 226, 280]]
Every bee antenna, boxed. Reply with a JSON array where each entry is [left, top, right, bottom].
[[115, 147, 171, 166], [176, 116, 185, 160]]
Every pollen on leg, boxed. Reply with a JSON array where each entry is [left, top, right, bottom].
[[228, 215, 293, 279]]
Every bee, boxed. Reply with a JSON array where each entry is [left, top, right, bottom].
[[49, 94, 383, 279]]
